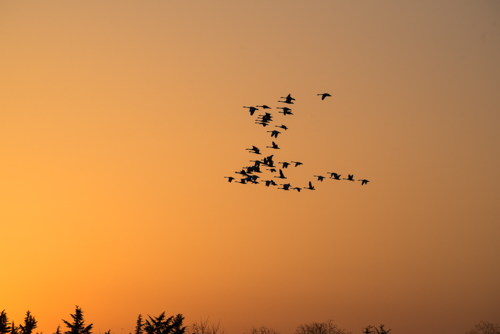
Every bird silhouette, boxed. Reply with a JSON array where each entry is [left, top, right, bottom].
[[317, 93, 331, 100], [278, 94, 295, 104], [276, 124, 288, 130], [291, 161, 303, 167], [264, 180, 277, 187], [279, 162, 290, 168], [292, 187, 302, 192], [256, 105, 271, 109], [246, 146, 261, 154], [328, 172, 341, 180], [278, 183, 291, 190], [358, 179, 370, 186], [303, 181, 315, 190], [243, 106, 258, 115], [225, 176, 235, 183], [344, 174, 355, 181], [274, 169, 287, 179], [266, 141, 280, 149], [314, 175, 325, 181], [267, 130, 281, 138], [277, 107, 293, 115]]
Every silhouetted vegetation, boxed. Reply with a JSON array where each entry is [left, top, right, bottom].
[[63, 306, 93, 334], [4, 306, 500, 334], [244, 326, 279, 334], [466, 321, 500, 334], [186, 318, 226, 334], [143, 313, 185, 334], [294, 320, 350, 334]]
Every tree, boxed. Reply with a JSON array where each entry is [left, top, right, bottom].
[[244, 326, 279, 334], [187, 318, 226, 334], [143, 313, 185, 334], [466, 321, 500, 334], [54, 326, 61, 334], [62, 306, 93, 334], [0, 311, 11, 334], [374, 325, 390, 334], [135, 315, 143, 334], [19, 311, 37, 334], [295, 320, 351, 334]]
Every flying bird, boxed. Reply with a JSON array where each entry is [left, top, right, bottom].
[[279, 162, 290, 168], [277, 107, 293, 115], [291, 161, 303, 167], [304, 181, 315, 190], [314, 175, 325, 181], [328, 172, 341, 180], [246, 146, 261, 154], [274, 169, 287, 179], [278, 183, 291, 191], [243, 106, 258, 115], [278, 94, 295, 104], [225, 176, 235, 183], [267, 141, 280, 149], [256, 105, 271, 109], [267, 130, 281, 138], [358, 179, 370, 186], [344, 174, 355, 181], [276, 124, 288, 130], [317, 93, 331, 100]]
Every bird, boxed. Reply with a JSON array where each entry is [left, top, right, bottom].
[[274, 169, 287, 179], [276, 124, 288, 130], [277, 107, 293, 115], [317, 93, 331, 100], [303, 181, 315, 190], [328, 172, 341, 180], [279, 162, 290, 168], [292, 187, 302, 192], [314, 175, 325, 182], [243, 106, 258, 115], [256, 105, 271, 109], [358, 179, 370, 186], [291, 161, 303, 167], [278, 183, 291, 190], [267, 130, 281, 138], [264, 180, 277, 187], [268, 168, 277, 173], [236, 178, 247, 184], [266, 141, 280, 149], [246, 146, 261, 154], [225, 176, 235, 183], [278, 94, 295, 104], [344, 174, 355, 181]]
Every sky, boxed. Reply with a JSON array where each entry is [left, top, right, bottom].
[[1, 1, 500, 334]]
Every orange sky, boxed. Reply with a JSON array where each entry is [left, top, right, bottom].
[[1, 1, 499, 334]]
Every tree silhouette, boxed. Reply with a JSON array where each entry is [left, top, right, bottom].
[[244, 326, 279, 334], [466, 321, 500, 334], [0, 311, 11, 334], [374, 325, 390, 334], [62, 306, 93, 334], [143, 313, 185, 334], [187, 318, 226, 334], [135, 315, 143, 334], [19, 311, 37, 334], [295, 320, 351, 334], [54, 326, 62, 334]]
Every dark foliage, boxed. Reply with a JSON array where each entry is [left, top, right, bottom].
[[62, 306, 93, 334]]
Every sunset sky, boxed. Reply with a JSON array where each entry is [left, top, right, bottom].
[[1, 1, 499, 334]]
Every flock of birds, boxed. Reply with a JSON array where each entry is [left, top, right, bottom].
[[225, 93, 370, 192]]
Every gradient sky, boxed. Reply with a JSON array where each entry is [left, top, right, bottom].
[[1, 1, 499, 334]]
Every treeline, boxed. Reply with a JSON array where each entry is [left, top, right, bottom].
[[1, 307, 499, 334]]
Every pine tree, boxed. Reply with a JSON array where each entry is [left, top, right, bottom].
[[62, 306, 93, 334], [18, 311, 37, 334], [143, 313, 185, 334], [135, 315, 143, 334], [0, 310, 11, 334]]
